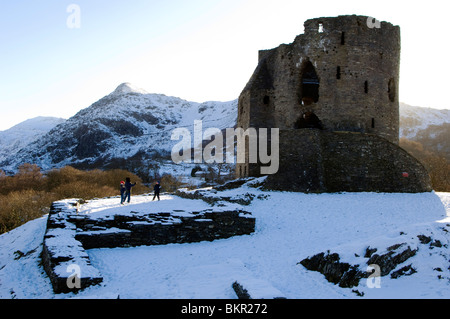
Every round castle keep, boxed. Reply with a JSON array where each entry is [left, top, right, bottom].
[[236, 15, 431, 193], [238, 15, 400, 142]]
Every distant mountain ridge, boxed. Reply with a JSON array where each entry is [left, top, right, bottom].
[[400, 102, 449, 138], [400, 102, 450, 158], [0, 83, 237, 174], [0, 117, 66, 163], [0, 84, 448, 175]]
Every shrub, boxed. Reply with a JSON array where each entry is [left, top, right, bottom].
[[0, 164, 45, 195], [0, 165, 150, 234], [51, 181, 117, 200], [0, 190, 56, 234], [46, 166, 149, 197], [159, 174, 184, 193], [400, 138, 450, 192], [422, 156, 450, 192]]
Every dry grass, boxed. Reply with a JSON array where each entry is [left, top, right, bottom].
[[400, 138, 450, 192], [0, 164, 150, 234]]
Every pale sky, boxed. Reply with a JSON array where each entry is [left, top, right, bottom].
[[0, 0, 449, 131]]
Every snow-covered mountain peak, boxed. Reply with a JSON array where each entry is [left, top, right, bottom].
[[0, 83, 238, 173], [4, 116, 65, 133], [111, 82, 148, 96]]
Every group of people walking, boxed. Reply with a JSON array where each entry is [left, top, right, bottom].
[[120, 177, 161, 205]]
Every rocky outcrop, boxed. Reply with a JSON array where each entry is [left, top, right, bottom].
[[299, 252, 364, 288], [299, 222, 450, 294], [232, 280, 286, 300], [299, 243, 418, 288], [175, 188, 257, 206]]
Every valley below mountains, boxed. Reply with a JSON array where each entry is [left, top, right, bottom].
[[0, 83, 448, 187]]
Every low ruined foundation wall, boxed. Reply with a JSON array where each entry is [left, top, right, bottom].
[[41, 199, 255, 294]]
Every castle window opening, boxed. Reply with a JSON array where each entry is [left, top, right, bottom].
[[371, 118, 375, 129], [341, 32, 345, 45], [388, 78, 396, 102], [301, 62, 320, 103], [295, 111, 323, 130], [336, 66, 341, 79], [318, 23, 324, 33], [364, 81, 369, 94], [263, 95, 270, 105]]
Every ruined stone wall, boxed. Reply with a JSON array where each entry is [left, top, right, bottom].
[[42, 199, 255, 293], [320, 132, 431, 193], [76, 210, 255, 249], [238, 15, 401, 143], [235, 15, 424, 190], [263, 129, 324, 192], [263, 129, 432, 193]]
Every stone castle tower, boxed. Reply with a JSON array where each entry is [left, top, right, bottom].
[[236, 15, 431, 193]]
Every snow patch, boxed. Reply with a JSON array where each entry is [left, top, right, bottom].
[[0, 187, 449, 299]]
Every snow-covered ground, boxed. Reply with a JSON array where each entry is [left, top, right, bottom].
[[0, 186, 449, 299]]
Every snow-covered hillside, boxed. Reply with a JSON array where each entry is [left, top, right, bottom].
[[1, 87, 448, 175], [0, 83, 237, 174], [400, 103, 450, 158], [0, 117, 65, 163], [400, 102, 449, 139], [0, 183, 448, 299]]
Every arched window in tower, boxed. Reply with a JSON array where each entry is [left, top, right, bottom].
[[295, 111, 323, 130], [300, 61, 320, 105]]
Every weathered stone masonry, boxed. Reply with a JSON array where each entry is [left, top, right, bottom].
[[264, 130, 431, 193], [238, 15, 401, 139], [236, 15, 431, 193], [42, 199, 255, 293]]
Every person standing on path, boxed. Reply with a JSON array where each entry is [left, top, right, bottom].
[[124, 177, 136, 204], [153, 181, 161, 201], [120, 181, 126, 205]]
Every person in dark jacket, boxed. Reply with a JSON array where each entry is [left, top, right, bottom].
[[124, 177, 136, 203], [152, 181, 161, 201], [120, 181, 126, 205]]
